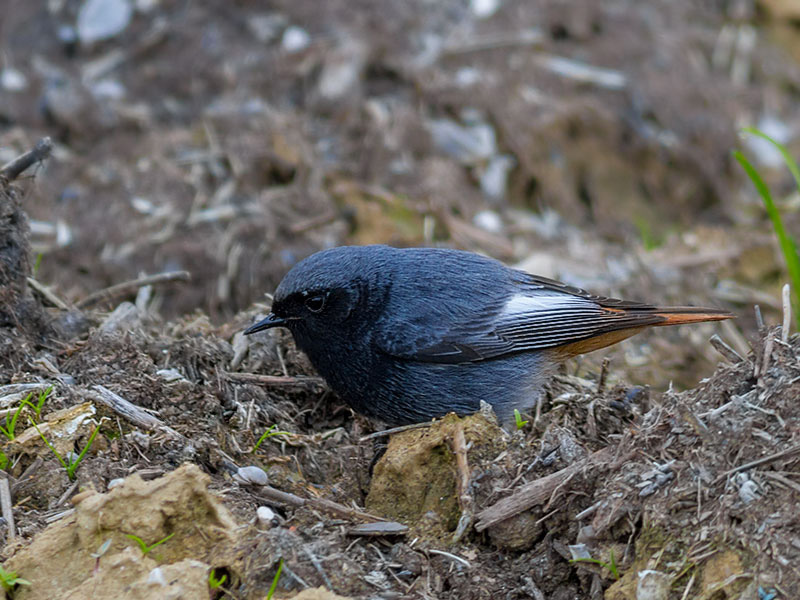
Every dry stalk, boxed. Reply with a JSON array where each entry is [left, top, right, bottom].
[[475, 445, 625, 531], [76, 271, 191, 309], [0, 137, 53, 182], [90, 385, 183, 440], [450, 421, 474, 543], [225, 372, 326, 389], [0, 474, 15, 542], [257, 484, 386, 523]]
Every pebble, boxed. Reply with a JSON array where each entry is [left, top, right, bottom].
[[256, 505, 276, 528], [235, 465, 268, 486], [282, 26, 311, 53], [77, 0, 133, 44]]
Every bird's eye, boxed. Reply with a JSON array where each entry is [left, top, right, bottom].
[[304, 294, 326, 313]]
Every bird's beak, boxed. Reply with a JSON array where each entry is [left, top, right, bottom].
[[243, 313, 288, 335]]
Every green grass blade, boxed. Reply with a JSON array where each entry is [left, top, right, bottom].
[[66, 423, 102, 479], [126, 534, 148, 553], [741, 127, 800, 190], [266, 559, 284, 600], [144, 532, 174, 554], [31, 420, 70, 471], [734, 150, 800, 328]]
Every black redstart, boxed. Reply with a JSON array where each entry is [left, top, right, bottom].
[[245, 245, 732, 425]]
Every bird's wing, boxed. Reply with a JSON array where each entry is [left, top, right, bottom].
[[376, 272, 668, 364]]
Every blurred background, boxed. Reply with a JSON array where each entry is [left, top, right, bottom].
[[2, 0, 799, 386]]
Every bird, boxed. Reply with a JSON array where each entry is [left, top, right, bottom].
[[244, 245, 733, 426]]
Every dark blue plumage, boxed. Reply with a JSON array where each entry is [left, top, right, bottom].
[[245, 245, 732, 426]]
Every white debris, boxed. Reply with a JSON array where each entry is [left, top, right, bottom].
[[77, 0, 133, 45]]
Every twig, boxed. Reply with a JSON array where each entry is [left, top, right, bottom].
[[534, 54, 627, 89], [0, 474, 15, 542], [709, 334, 744, 364], [680, 573, 696, 600], [523, 577, 546, 600], [0, 137, 53, 182], [76, 271, 191, 309], [763, 472, 800, 495], [450, 422, 473, 544], [302, 547, 334, 591], [475, 446, 623, 531], [90, 385, 183, 439], [56, 479, 80, 507], [713, 444, 800, 483], [26, 277, 71, 310], [574, 500, 602, 521], [289, 210, 339, 234], [224, 372, 326, 388], [596, 358, 610, 392], [754, 305, 764, 331], [443, 28, 542, 55], [257, 484, 386, 523], [782, 283, 791, 343], [426, 549, 470, 568], [359, 421, 432, 442], [759, 336, 774, 382], [11, 457, 42, 495]]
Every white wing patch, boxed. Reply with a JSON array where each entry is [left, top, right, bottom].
[[500, 293, 593, 317]]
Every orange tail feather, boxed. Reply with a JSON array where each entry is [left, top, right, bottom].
[[651, 307, 734, 326]]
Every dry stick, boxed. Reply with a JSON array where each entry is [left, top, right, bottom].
[[754, 304, 764, 331], [763, 472, 800, 495], [450, 422, 473, 544], [10, 457, 42, 496], [759, 336, 775, 384], [225, 372, 326, 388], [91, 385, 183, 439], [713, 444, 800, 484], [0, 137, 53, 182], [709, 334, 744, 364], [257, 484, 386, 523], [359, 421, 432, 442], [475, 445, 621, 531], [76, 271, 191, 309], [26, 277, 71, 310], [0, 474, 15, 542], [426, 549, 471, 568], [56, 480, 80, 507], [782, 283, 791, 343], [596, 357, 610, 392]]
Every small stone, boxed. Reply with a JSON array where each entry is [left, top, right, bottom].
[[108, 478, 125, 490], [256, 506, 276, 528], [471, 0, 500, 19], [473, 210, 503, 234], [282, 26, 310, 53], [235, 465, 268, 486], [738, 479, 761, 504], [0, 67, 27, 92], [637, 569, 670, 600], [147, 567, 167, 586], [77, 0, 133, 44]]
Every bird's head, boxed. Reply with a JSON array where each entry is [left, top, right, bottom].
[[243, 246, 391, 337]]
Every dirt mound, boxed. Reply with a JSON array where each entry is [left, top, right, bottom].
[[6, 465, 240, 600]]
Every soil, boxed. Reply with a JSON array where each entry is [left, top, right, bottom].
[[2, 1, 800, 598]]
